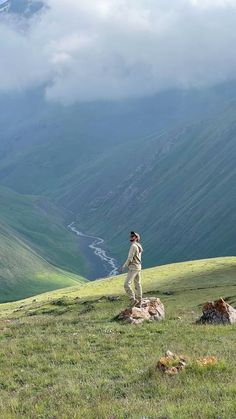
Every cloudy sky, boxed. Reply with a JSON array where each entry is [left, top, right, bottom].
[[1, 0, 236, 104]]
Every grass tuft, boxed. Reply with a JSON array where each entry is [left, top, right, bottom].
[[0, 257, 235, 418]]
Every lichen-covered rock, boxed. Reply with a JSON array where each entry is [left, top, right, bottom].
[[156, 351, 217, 375], [156, 350, 187, 375], [116, 297, 165, 324], [197, 298, 236, 324]]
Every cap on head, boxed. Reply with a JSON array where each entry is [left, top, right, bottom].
[[130, 231, 140, 241]]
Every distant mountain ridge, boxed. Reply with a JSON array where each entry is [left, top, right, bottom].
[[0, 83, 235, 196], [82, 105, 236, 266], [0, 82, 236, 286]]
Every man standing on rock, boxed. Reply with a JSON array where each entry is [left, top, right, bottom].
[[119, 231, 143, 308]]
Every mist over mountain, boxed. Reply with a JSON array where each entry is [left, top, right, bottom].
[[0, 81, 236, 276], [1, 1, 236, 102], [0, 0, 236, 301], [0, 83, 234, 198]]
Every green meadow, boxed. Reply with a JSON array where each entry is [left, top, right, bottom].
[[0, 225, 85, 303], [0, 257, 235, 418], [0, 186, 88, 302]]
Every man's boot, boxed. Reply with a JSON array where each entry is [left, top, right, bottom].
[[134, 299, 142, 308], [129, 298, 137, 308]]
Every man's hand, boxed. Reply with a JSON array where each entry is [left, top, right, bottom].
[[118, 266, 124, 274]]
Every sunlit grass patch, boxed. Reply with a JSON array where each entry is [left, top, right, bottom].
[[0, 258, 235, 417]]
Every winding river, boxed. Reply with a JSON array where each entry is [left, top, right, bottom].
[[68, 222, 120, 280]]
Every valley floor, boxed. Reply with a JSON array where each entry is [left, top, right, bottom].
[[0, 257, 236, 418]]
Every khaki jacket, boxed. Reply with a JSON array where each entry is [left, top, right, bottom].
[[123, 242, 143, 271]]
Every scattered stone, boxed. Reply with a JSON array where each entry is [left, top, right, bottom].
[[196, 356, 217, 367], [74, 297, 81, 304], [51, 297, 68, 306], [197, 298, 236, 324], [108, 296, 120, 302], [156, 350, 188, 375], [163, 290, 174, 296], [165, 367, 178, 376], [116, 298, 165, 324], [156, 351, 219, 376], [165, 350, 174, 357]]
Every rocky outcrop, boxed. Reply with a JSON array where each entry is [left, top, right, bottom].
[[156, 351, 218, 375], [116, 297, 165, 324], [156, 350, 187, 375], [197, 298, 236, 324]]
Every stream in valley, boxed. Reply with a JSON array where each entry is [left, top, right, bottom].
[[68, 222, 120, 280]]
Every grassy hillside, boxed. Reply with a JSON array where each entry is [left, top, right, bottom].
[[0, 84, 236, 274], [0, 222, 85, 303], [0, 186, 87, 276], [1, 85, 236, 269], [72, 102, 236, 267], [0, 186, 88, 302], [0, 258, 235, 418]]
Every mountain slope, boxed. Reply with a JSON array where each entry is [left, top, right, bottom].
[[1, 256, 235, 311], [66, 102, 236, 267], [0, 222, 85, 303], [0, 186, 88, 275], [0, 186, 88, 302], [44, 103, 236, 268], [0, 83, 236, 270], [0, 258, 235, 418], [0, 83, 235, 196]]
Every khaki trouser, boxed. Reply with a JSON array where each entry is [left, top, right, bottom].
[[124, 270, 142, 301]]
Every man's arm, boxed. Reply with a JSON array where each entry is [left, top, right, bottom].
[[119, 245, 136, 272]]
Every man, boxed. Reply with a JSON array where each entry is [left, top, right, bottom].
[[119, 231, 143, 308]]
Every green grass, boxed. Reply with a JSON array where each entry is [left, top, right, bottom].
[[0, 186, 87, 276], [0, 186, 88, 302], [0, 223, 85, 303], [0, 257, 235, 418]]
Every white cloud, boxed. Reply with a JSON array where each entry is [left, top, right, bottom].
[[0, 0, 236, 103], [190, 0, 236, 8]]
